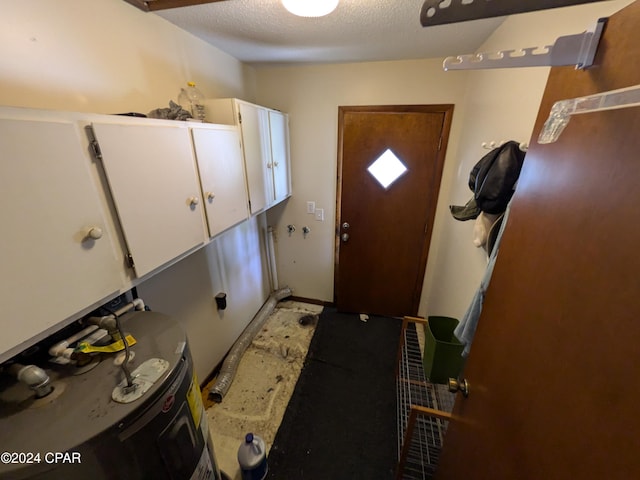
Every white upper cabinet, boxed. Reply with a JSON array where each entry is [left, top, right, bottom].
[[0, 107, 260, 362], [205, 98, 292, 215], [0, 110, 125, 360], [238, 101, 271, 215], [191, 125, 249, 237], [91, 121, 206, 278], [268, 109, 292, 204]]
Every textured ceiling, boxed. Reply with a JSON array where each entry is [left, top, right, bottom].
[[156, 0, 505, 66]]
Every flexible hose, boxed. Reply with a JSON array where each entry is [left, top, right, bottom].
[[103, 305, 134, 388], [209, 287, 292, 403], [114, 313, 134, 388]]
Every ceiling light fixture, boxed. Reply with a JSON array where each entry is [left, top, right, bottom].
[[282, 0, 339, 17]]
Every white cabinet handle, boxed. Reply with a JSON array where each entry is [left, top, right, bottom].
[[188, 196, 199, 207], [85, 226, 103, 240], [207, 192, 216, 201], [274, 161, 279, 167], [266, 162, 273, 169]]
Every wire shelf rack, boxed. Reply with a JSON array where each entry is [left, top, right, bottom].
[[395, 317, 456, 480]]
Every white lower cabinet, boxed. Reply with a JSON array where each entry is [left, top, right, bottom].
[[91, 121, 207, 278], [191, 125, 249, 237], [0, 110, 125, 360]]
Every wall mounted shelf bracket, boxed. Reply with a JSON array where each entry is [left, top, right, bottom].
[[443, 17, 606, 71]]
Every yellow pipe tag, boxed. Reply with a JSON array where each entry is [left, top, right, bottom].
[[75, 335, 137, 354]]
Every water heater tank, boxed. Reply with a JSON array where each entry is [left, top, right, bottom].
[[0, 310, 223, 480]]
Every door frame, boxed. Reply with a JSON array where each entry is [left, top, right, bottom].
[[334, 104, 454, 313]]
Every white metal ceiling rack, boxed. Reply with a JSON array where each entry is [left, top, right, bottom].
[[420, 0, 609, 27], [442, 17, 606, 71]]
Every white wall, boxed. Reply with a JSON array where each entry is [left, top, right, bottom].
[[135, 217, 271, 381], [1, 0, 631, 379], [0, 0, 269, 381], [422, 0, 632, 320], [0, 0, 256, 112], [256, 0, 632, 319], [256, 58, 471, 302]]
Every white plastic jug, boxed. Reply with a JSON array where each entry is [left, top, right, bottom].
[[237, 433, 268, 480], [177, 81, 206, 121]]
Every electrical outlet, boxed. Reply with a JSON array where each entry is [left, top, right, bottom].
[[315, 208, 324, 222], [306, 201, 316, 214]]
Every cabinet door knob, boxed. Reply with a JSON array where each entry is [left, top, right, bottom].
[[86, 226, 103, 240], [266, 162, 273, 169], [207, 192, 216, 202], [188, 196, 199, 207], [273, 161, 279, 167]]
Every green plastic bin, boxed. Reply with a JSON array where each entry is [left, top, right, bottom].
[[423, 316, 465, 384]]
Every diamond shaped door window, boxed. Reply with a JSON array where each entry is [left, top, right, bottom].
[[367, 148, 408, 189]]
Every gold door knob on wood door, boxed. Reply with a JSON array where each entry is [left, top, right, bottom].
[[448, 378, 469, 397]]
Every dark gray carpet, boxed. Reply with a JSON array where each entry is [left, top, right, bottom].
[[267, 308, 401, 479]]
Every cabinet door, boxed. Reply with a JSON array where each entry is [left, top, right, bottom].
[[92, 122, 205, 278], [191, 126, 249, 237], [0, 116, 124, 359], [268, 110, 292, 204], [237, 102, 271, 214]]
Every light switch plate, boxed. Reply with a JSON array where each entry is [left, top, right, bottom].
[[315, 208, 324, 221], [307, 201, 316, 214]]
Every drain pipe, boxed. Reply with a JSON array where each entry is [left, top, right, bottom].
[[209, 287, 292, 403], [266, 226, 278, 291], [85, 298, 146, 335], [48, 325, 101, 360]]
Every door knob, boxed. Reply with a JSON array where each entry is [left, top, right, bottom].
[[85, 227, 103, 240], [342, 222, 350, 229], [206, 192, 215, 202], [188, 196, 199, 207], [448, 378, 469, 397], [341, 233, 349, 242]]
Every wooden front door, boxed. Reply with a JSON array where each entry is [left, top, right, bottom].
[[335, 105, 452, 317], [437, 3, 640, 479]]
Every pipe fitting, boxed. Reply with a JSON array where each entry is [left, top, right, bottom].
[[86, 315, 118, 336], [132, 298, 145, 311], [9, 364, 53, 398], [86, 298, 146, 334], [49, 325, 99, 357]]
